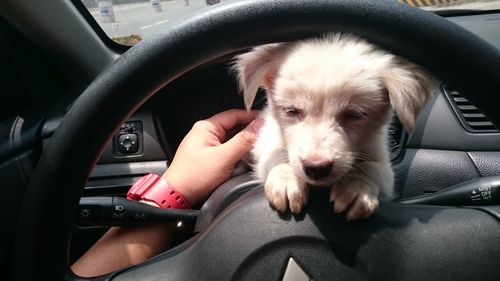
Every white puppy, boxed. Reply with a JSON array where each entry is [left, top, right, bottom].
[[233, 33, 435, 220]]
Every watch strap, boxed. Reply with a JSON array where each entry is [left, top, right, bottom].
[[127, 174, 191, 209]]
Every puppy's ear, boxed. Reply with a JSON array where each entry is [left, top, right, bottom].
[[233, 43, 290, 110], [382, 58, 437, 132]]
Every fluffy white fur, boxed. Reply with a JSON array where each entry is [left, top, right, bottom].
[[233, 33, 435, 220]]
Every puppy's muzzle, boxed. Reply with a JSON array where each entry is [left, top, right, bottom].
[[303, 159, 333, 181]]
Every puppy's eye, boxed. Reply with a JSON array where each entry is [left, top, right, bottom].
[[284, 106, 303, 118], [342, 110, 367, 122]]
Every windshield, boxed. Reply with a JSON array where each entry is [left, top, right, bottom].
[[79, 0, 500, 46]]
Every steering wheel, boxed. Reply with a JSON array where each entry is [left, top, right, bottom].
[[13, 0, 500, 280]]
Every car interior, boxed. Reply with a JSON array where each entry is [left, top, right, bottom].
[[1, 0, 500, 280]]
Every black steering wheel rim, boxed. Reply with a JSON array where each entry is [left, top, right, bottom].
[[13, 0, 500, 280]]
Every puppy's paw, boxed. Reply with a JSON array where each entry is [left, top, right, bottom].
[[330, 182, 379, 220], [265, 164, 308, 214]]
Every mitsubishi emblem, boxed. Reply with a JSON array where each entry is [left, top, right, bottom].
[[282, 257, 312, 281]]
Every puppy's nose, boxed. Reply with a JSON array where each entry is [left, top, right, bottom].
[[303, 159, 333, 180]]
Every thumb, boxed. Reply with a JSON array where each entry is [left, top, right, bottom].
[[220, 118, 264, 162]]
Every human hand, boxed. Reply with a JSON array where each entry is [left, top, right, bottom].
[[163, 109, 264, 205], [73, 110, 263, 276]]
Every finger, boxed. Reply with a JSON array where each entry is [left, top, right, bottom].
[[207, 109, 258, 132], [218, 117, 264, 162]]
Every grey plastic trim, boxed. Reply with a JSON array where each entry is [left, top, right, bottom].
[[447, 12, 500, 48], [90, 160, 167, 178], [0, 0, 116, 83], [408, 92, 500, 151]]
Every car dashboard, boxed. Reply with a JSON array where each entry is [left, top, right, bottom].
[[1, 6, 500, 267]]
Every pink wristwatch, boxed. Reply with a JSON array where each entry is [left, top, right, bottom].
[[127, 174, 191, 209]]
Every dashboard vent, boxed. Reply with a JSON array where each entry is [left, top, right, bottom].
[[443, 85, 498, 133], [387, 116, 406, 162]]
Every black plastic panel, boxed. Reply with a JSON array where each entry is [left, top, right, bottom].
[[394, 148, 480, 198], [467, 151, 500, 177], [41, 91, 168, 164], [0, 149, 39, 281], [96, 110, 167, 164], [0, 109, 43, 162]]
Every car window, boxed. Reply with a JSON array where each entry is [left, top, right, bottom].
[[79, 0, 500, 46], [80, 0, 219, 46]]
